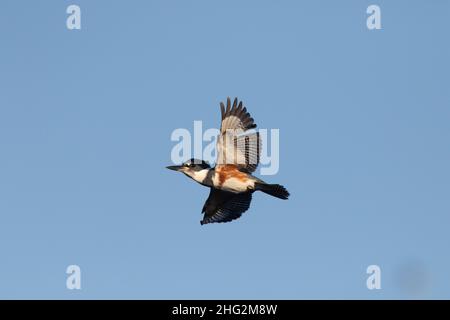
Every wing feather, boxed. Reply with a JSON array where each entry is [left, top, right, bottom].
[[216, 97, 261, 172], [201, 188, 253, 225]]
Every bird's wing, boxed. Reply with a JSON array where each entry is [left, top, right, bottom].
[[201, 188, 253, 225], [215, 97, 261, 173]]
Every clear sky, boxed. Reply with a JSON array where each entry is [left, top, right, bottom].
[[0, 0, 449, 299]]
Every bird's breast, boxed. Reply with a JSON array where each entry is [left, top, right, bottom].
[[213, 165, 254, 193]]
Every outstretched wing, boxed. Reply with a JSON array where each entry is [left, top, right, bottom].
[[216, 97, 261, 173], [201, 188, 253, 225]]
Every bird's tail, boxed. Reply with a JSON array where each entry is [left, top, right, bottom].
[[255, 183, 290, 200]]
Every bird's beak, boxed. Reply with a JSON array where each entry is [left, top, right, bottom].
[[166, 165, 183, 172]]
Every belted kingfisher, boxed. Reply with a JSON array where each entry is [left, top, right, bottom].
[[167, 97, 290, 225]]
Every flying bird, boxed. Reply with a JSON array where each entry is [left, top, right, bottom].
[[167, 97, 289, 225]]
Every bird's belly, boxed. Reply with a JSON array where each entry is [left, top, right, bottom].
[[218, 177, 254, 193]]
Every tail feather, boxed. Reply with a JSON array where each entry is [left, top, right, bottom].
[[255, 183, 290, 200]]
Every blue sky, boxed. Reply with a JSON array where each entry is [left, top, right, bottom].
[[0, 0, 449, 299]]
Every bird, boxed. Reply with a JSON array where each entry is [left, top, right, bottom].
[[166, 97, 290, 225]]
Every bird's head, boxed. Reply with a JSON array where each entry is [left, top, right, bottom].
[[166, 158, 211, 181]]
